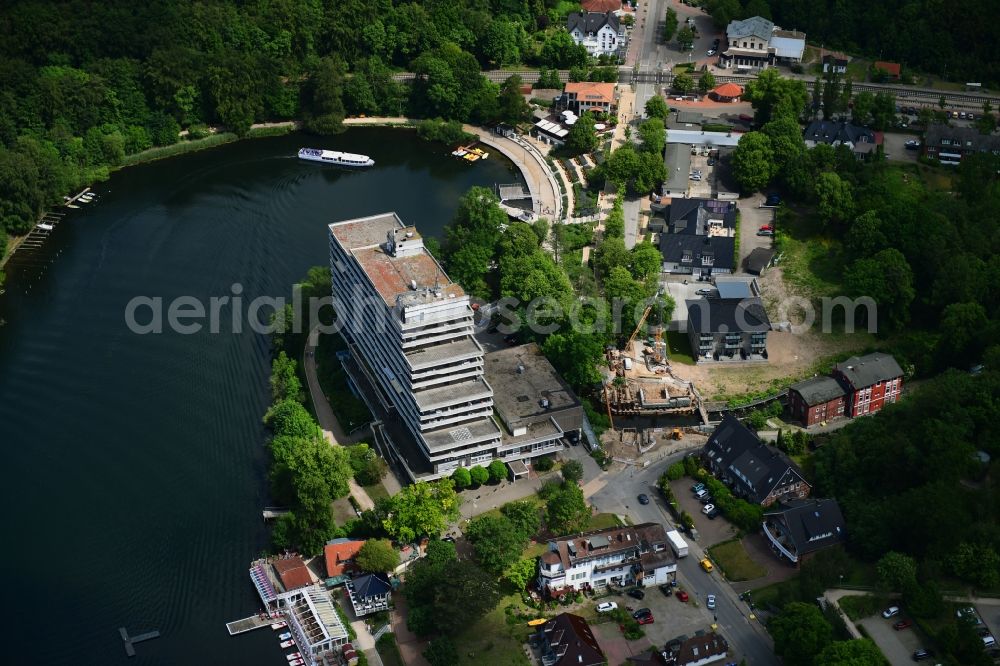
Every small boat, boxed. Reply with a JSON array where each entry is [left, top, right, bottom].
[[279, 632, 292, 640], [66, 204, 80, 209], [527, 618, 547, 627], [469, 147, 489, 160], [37, 223, 54, 231], [270, 621, 287, 630], [451, 148, 467, 157], [298, 147, 374, 167], [280, 640, 295, 648], [463, 152, 480, 162], [286, 653, 302, 662]]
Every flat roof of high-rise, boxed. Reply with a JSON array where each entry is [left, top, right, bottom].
[[486, 343, 579, 422], [329, 212, 465, 307]]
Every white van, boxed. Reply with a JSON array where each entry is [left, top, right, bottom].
[[983, 635, 996, 648]]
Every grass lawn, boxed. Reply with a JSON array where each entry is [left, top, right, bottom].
[[774, 207, 845, 299], [707, 539, 767, 581], [838, 594, 889, 621], [845, 59, 869, 81], [454, 594, 533, 666], [315, 332, 372, 432], [665, 330, 696, 365], [363, 481, 390, 503], [523, 541, 549, 559], [587, 512, 624, 531]]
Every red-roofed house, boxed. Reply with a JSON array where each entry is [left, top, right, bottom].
[[273, 556, 313, 592], [710, 82, 744, 102], [562, 82, 618, 115], [873, 61, 901, 79], [581, 0, 623, 12], [324, 538, 365, 578]]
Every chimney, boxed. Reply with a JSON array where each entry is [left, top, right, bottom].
[[410, 279, 418, 290]]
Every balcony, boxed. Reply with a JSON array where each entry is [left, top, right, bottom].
[[762, 521, 798, 563]]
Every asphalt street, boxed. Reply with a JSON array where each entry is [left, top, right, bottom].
[[589, 453, 779, 665]]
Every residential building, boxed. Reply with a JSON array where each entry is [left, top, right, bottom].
[[484, 343, 583, 477], [787, 376, 847, 426], [329, 213, 501, 479], [703, 414, 811, 506], [324, 538, 365, 578], [274, 555, 313, 592], [537, 613, 605, 666], [274, 585, 352, 666], [537, 523, 675, 595], [822, 53, 848, 74], [922, 125, 1000, 165], [719, 16, 805, 71], [685, 277, 770, 362], [566, 11, 621, 57], [656, 199, 737, 276], [674, 632, 729, 666], [345, 573, 392, 617], [562, 81, 617, 115], [763, 498, 847, 565], [581, 0, 623, 12], [873, 61, 901, 79], [803, 120, 879, 158], [832, 352, 903, 418]]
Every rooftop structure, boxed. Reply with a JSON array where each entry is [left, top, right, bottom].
[[346, 573, 392, 617], [275, 584, 351, 666], [273, 555, 313, 592], [922, 124, 1000, 165], [726, 16, 774, 41], [763, 498, 847, 564], [580, 0, 622, 12], [744, 247, 775, 275], [566, 11, 621, 57], [537, 613, 606, 666], [834, 352, 904, 390], [665, 130, 743, 147], [330, 212, 500, 479], [873, 61, 901, 77], [563, 81, 617, 108], [803, 120, 878, 158]]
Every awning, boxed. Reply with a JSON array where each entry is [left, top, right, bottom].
[[508, 459, 529, 477]]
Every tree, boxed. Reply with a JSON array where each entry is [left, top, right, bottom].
[[561, 459, 584, 484], [731, 132, 776, 192], [357, 539, 398, 573], [698, 70, 716, 94], [769, 602, 834, 666], [663, 8, 679, 42], [938, 302, 990, 368], [851, 91, 874, 126], [876, 551, 917, 591], [644, 95, 669, 121], [501, 500, 541, 540], [822, 70, 842, 119], [871, 92, 896, 130], [269, 351, 302, 402], [542, 331, 605, 388], [762, 113, 805, 174], [815, 639, 887, 665], [466, 514, 525, 574], [541, 30, 588, 69], [470, 465, 489, 486], [815, 172, 854, 228], [383, 479, 460, 543], [565, 111, 598, 154], [302, 56, 346, 135], [546, 481, 590, 533], [746, 69, 808, 125], [630, 242, 663, 281], [481, 19, 523, 66], [451, 466, 472, 489], [844, 248, 915, 331], [502, 558, 537, 590], [845, 210, 887, 257], [497, 74, 529, 124], [637, 117, 665, 155], [488, 458, 508, 483], [673, 72, 694, 94], [424, 637, 458, 666], [536, 67, 562, 89], [677, 26, 695, 51]]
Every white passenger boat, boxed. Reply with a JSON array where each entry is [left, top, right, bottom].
[[270, 621, 287, 630], [280, 640, 295, 648], [298, 147, 374, 167], [279, 632, 292, 640]]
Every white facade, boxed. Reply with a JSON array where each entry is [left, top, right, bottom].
[[571, 23, 619, 56], [329, 213, 501, 476], [275, 585, 350, 666]]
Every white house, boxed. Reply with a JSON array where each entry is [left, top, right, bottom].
[[566, 11, 621, 57], [718, 16, 806, 71], [537, 523, 675, 595]]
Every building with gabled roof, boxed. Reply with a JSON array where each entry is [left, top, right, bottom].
[[537, 613, 605, 666], [674, 631, 729, 666], [703, 414, 810, 506], [788, 375, 847, 426], [833, 352, 903, 418], [537, 523, 675, 595], [763, 498, 847, 565], [873, 61, 901, 78], [346, 573, 392, 616], [685, 277, 770, 363], [719, 16, 805, 71], [324, 538, 365, 578], [566, 11, 621, 56], [273, 555, 313, 592], [562, 81, 618, 115], [803, 120, 879, 158]]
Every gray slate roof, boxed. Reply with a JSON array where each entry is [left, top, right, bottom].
[[765, 498, 846, 556], [924, 124, 1000, 152], [350, 573, 391, 599], [744, 247, 775, 274], [834, 352, 903, 389], [726, 16, 774, 41], [803, 120, 875, 146], [666, 198, 736, 234], [789, 375, 847, 405], [567, 11, 620, 34], [686, 297, 770, 333]]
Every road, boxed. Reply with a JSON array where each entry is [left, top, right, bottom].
[[588, 453, 779, 665]]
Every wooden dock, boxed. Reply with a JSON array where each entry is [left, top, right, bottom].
[[119, 626, 161, 657], [226, 614, 273, 635]]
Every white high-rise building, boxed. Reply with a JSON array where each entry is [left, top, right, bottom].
[[328, 213, 501, 477]]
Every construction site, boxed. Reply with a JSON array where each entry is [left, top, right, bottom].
[[599, 304, 703, 419]]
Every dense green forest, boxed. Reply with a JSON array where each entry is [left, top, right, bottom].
[[0, 0, 587, 263], [705, 0, 1000, 85]]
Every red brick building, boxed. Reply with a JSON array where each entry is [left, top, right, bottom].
[[833, 352, 903, 418], [788, 376, 847, 427]]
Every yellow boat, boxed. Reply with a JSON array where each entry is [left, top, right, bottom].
[[463, 152, 480, 162], [527, 618, 547, 627]]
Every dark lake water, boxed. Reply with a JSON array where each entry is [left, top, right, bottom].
[[0, 128, 522, 665]]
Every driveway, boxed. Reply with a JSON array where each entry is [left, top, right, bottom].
[[669, 478, 738, 547], [858, 613, 928, 665], [736, 195, 775, 274], [881, 131, 921, 162], [663, 279, 710, 331]]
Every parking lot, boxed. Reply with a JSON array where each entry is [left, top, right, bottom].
[[858, 611, 930, 665], [736, 194, 775, 273], [688, 151, 715, 199], [662, 278, 717, 331], [669, 479, 738, 547], [882, 131, 921, 162], [591, 583, 733, 664]]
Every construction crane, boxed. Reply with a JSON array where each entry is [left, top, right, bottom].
[[623, 304, 654, 354]]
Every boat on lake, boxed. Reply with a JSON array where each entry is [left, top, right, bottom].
[[280, 640, 295, 648], [279, 632, 292, 640], [298, 147, 374, 167], [270, 621, 287, 630]]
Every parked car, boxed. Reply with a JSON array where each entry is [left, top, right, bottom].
[[882, 606, 901, 618], [676, 590, 690, 602], [759, 224, 773, 232], [764, 193, 781, 206], [597, 601, 618, 613], [696, 288, 715, 296], [707, 49, 716, 56], [707, 594, 716, 610], [699, 494, 714, 505], [756, 229, 774, 237], [701, 503, 715, 514], [633, 608, 654, 624], [905, 139, 921, 149], [707, 157, 716, 166], [912, 648, 932, 661], [637, 493, 650, 505], [706, 507, 720, 519], [659, 584, 674, 597], [691, 482, 705, 493], [739, 113, 753, 122], [956, 607, 981, 624], [694, 488, 709, 500], [627, 588, 646, 600], [700, 558, 714, 573], [893, 619, 913, 630]]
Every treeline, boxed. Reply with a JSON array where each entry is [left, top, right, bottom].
[[0, 0, 608, 247], [702, 0, 1000, 86]]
